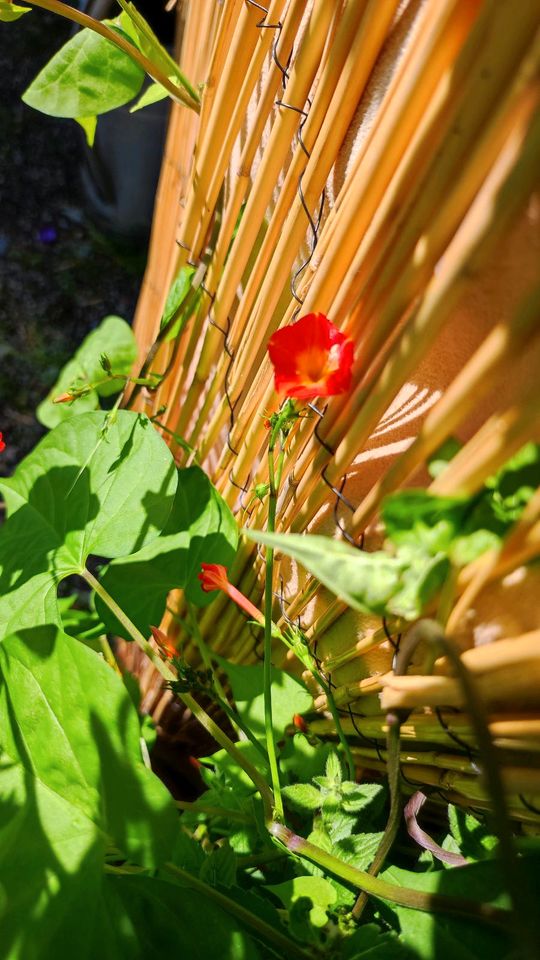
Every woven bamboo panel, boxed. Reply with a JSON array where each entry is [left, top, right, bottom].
[[123, 0, 540, 821]]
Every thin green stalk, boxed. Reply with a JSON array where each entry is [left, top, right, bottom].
[[269, 823, 510, 926], [264, 445, 285, 821], [82, 568, 273, 814], [317, 674, 355, 782], [23, 0, 200, 111], [163, 862, 313, 960], [184, 605, 269, 763], [98, 634, 121, 675], [176, 801, 250, 822]]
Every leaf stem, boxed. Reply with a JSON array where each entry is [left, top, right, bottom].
[[264, 445, 285, 821], [81, 568, 273, 812], [23, 0, 200, 112], [163, 862, 313, 960], [269, 822, 510, 926]]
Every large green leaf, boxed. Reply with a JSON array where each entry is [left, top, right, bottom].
[[22, 24, 145, 118], [342, 924, 417, 959], [96, 465, 238, 639], [243, 530, 445, 620], [0, 1, 30, 21], [380, 861, 522, 960], [0, 750, 260, 958], [266, 875, 337, 927], [37, 315, 137, 428], [0, 624, 177, 866], [244, 531, 406, 613], [0, 411, 176, 635], [216, 657, 312, 740]]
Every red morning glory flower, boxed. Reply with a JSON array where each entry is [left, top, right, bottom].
[[267, 312, 354, 400], [0, 433, 5, 454], [198, 563, 263, 623]]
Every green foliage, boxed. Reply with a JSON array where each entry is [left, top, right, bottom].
[[160, 265, 203, 340], [22, 23, 145, 118], [37, 315, 137, 428], [266, 875, 337, 928], [96, 465, 238, 638], [216, 657, 312, 740], [446, 806, 497, 861], [0, 1, 30, 22], [245, 443, 540, 620], [381, 860, 517, 960], [0, 410, 176, 634], [130, 80, 170, 113], [0, 623, 184, 958]]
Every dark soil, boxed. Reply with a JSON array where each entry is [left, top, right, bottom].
[[0, 8, 145, 476]]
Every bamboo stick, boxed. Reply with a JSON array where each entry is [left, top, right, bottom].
[[288, 104, 540, 532], [351, 280, 540, 531], [197, 0, 400, 461]]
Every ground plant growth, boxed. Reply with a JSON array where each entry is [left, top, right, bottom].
[[1, 3, 540, 960]]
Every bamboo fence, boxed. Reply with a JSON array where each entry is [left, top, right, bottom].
[[122, 0, 540, 823]]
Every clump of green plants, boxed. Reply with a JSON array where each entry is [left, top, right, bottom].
[[0, 305, 539, 959]]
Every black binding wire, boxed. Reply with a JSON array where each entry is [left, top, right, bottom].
[[275, 575, 302, 630], [306, 402, 365, 549], [206, 1, 288, 457], [247, 0, 291, 89], [519, 794, 540, 816], [382, 615, 402, 672], [435, 706, 480, 767], [229, 468, 251, 512], [345, 705, 385, 764], [175, 239, 198, 268]]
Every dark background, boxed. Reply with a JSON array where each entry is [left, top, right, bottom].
[[0, 7, 149, 475]]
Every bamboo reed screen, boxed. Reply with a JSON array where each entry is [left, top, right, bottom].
[[125, 0, 540, 821]]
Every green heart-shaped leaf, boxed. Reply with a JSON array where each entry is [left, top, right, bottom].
[[96, 466, 237, 639], [0, 411, 176, 635], [22, 24, 145, 118], [37, 315, 137, 428], [0, 624, 176, 866]]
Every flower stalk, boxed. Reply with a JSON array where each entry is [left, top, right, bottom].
[[81, 568, 273, 814]]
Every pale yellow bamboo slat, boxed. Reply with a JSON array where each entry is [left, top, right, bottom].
[[170, 0, 312, 441], [197, 0, 400, 463], [173, 0, 268, 276], [190, 0, 348, 458], [132, 0, 217, 362], [430, 385, 540, 499], [197, 0, 244, 144], [288, 105, 540, 533], [352, 280, 540, 531], [218, 45, 540, 526]]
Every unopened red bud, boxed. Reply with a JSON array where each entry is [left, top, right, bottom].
[[293, 714, 307, 733], [52, 392, 74, 404], [150, 625, 177, 659]]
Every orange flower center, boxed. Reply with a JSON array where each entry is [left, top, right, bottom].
[[296, 344, 340, 384]]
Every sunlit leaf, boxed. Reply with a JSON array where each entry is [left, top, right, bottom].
[[22, 25, 145, 118], [37, 315, 137, 428], [0, 411, 176, 635], [96, 466, 238, 639]]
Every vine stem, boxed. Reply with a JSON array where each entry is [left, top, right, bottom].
[[163, 862, 313, 960], [186, 603, 270, 765], [81, 568, 273, 814], [264, 445, 285, 821], [269, 822, 510, 926], [317, 674, 355, 781], [23, 0, 200, 111]]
